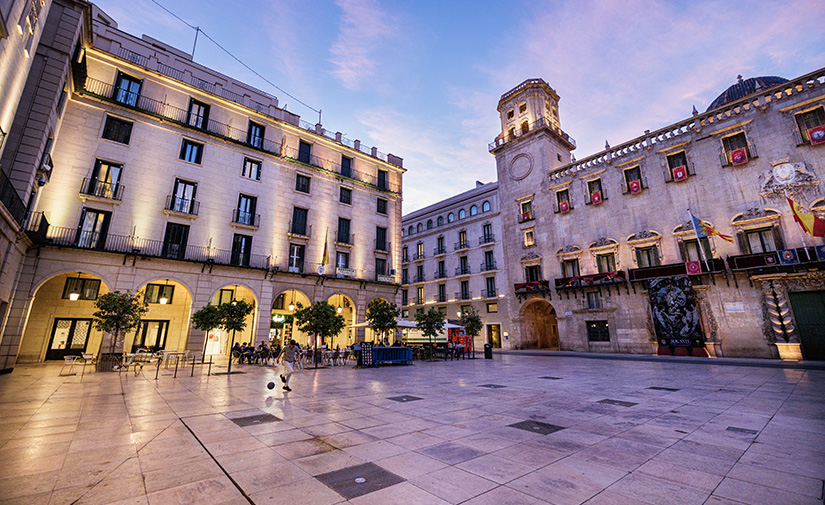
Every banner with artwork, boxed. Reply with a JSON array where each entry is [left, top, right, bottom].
[[648, 276, 704, 348]]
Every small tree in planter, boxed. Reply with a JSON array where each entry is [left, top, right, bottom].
[[415, 307, 445, 361], [293, 301, 345, 368], [366, 298, 399, 344], [219, 299, 254, 375], [459, 306, 483, 358], [191, 304, 221, 363], [92, 291, 148, 370]]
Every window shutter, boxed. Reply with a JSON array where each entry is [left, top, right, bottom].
[[736, 231, 749, 255], [678, 241, 688, 262], [700, 237, 712, 259], [653, 248, 661, 266], [635, 248, 643, 266], [772, 226, 785, 251]]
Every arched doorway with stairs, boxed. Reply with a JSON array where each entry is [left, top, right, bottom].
[[520, 298, 559, 349], [17, 271, 111, 363]]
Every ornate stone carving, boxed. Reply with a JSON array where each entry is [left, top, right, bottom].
[[592, 237, 612, 248], [562, 245, 579, 253], [761, 280, 785, 343], [742, 207, 767, 220], [693, 287, 719, 342], [509, 153, 534, 181], [521, 251, 541, 262], [635, 230, 655, 239], [760, 161, 820, 198]]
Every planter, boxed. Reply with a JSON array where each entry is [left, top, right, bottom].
[[774, 342, 803, 361]]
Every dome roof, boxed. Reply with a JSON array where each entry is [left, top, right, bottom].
[[706, 75, 789, 111]]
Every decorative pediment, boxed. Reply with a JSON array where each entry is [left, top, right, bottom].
[[627, 230, 661, 244], [733, 208, 781, 231], [591, 237, 614, 248], [760, 160, 820, 199], [520, 251, 542, 264], [556, 245, 582, 260]]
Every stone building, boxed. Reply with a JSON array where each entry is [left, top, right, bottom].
[[0, 3, 404, 371], [400, 181, 510, 349], [489, 70, 825, 359]]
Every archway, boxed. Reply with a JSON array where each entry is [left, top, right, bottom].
[[131, 279, 193, 354], [326, 293, 356, 349], [520, 299, 559, 349], [17, 271, 110, 363], [202, 284, 259, 357], [270, 289, 311, 348]]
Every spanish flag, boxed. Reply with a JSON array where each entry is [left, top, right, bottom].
[[690, 213, 734, 243], [788, 198, 825, 237], [322, 233, 329, 266]]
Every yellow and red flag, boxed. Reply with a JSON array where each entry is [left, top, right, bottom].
[[690, 213, 734, 243], [788, 198, 825, 237]]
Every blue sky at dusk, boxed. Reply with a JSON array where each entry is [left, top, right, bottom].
[[93, 0, 825, 212]]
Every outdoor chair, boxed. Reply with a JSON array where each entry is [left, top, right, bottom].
[[59, 355, 81, 376]]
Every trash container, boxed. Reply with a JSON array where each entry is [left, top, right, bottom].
[[484, 344, 493, 359]]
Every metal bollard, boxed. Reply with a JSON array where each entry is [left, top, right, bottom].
[[191, 356, 195, 377], [207, 356, 212, 375], [155, 357, 161, 379], [173, 355, 179, 378]]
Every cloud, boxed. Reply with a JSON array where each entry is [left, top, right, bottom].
[[329, 0, 398, 91]]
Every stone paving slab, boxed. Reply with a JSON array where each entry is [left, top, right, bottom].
[[0, 353, 823, 504]]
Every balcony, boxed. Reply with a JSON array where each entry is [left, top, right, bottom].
[[437, 293, 447, 303], [455, 291, 472, 301], [281, 143, 401, 194], [0, 168, 28, 225], [727, 248, 823, 273], [336, 232, 353, 245], [83, 77, 282, 157], [481, 289, 497, 298], [433, 270, 447, 280], [401, 275, 409, 285], [232, 209, 260, 228], [374, 239, 390, 252], [413, 274, 426, 283], [664, 161, 696, 183], [514, 280, 551, 295], [480, 261, 497, 272], [165, 195, 199, 215], [479, 234, 496, 245], [628, 258, 726, 282], [28, 224, 271, 269], [489, 116, 577, 152], [454, 241, 469, 251], [554, 271, 626, 289], [80, 178, 124, 201], [554, 200, 574, 213], [455, 266, 471, 276], [518, 210, 534, 223], [288, 222, 311, 238], [415, 296, 425, 305], [622, 174, 649, 194], [720, 141, 758, 167], [413, 252, 426, 261], [433, 246, 447, 256]]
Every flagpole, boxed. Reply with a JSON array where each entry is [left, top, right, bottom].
[[688, 208, 711, 272], [785, 190, 810, 261]]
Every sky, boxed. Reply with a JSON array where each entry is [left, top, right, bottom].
[[92, 0, 825, 213]]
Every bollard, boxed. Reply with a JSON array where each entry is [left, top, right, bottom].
[[191, 356, 195, 377], [174, 355, 179, 378], [155, 357, 161, 379], [208, 356, 212, 375]]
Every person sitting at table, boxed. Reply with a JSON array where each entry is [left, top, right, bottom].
[[240, 343, 254, 364], [231, 342, 243, 363], [257, 341, 271, 365]]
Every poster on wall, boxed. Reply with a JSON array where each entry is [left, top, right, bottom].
[[647, 276, 704, 349]]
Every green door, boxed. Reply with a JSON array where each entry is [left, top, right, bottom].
[[789, 291, 825, 360]]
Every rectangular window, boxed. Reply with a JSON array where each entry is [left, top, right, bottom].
[[459, 230, 467, 248], [247, 121, 265, 148], [438, 284, 446, 302], [376, 258, 387, 276], [375, 227, 387, 251], [415, 286, 424, 303], [377, 198, 388, 215], [486, 276, 496, 297], [484, 250, 495, 270], [459, 256, 469, 274], [525, 264, 542, 282], [722, 132, 749, 164], [587, 320, 610, 342], [235, 194, 257, 226], [62, 277, 101, 300], [288, 244, 305, 272], [519, 200, 533, 221], [377, 170, 388, 190], [337, 217, 351, 244], [179, 139, 203, 164], [340, 187, 352, 204], [416, 242, 424, 257], [402, 268, 409, 284], [114, 72, 141, 106], [681, 238, 712, 262], [402, 309, 409, 318], [416, 264, 424, 282], [145, 283, 174, 304], [556, 189, 570, 212], [460, 280, 469, 300], [242, 158, 262, 181], [587, 178, 602, 199], [295, 174, 311, 193], [341, 156, 352, 177], [336, 251, 349, 269], [187, 98, 209, 129], [437, 260, 445, 278], [744, 228, 777, 254], [437, 236, 445, 254], [217, 289, 235, 305], [596, 253, 616, 273], [291, 207, 308, 236], [101, 116, 132, 144], [401, 289, 408, 306], [402, 246, 409, 262], [796, 107, 825, 142], [86, 159, 122, 199], [231, 234, 252, 266], [624, 165, 641, 186], [482, 224, 493, 242], [162, 222, 189, 259], [586, 292, 602, 310], [667, 151, 689, 180], [298, 140, 312, 164], [524, 229, 535, 247], [486, 302, 498, 313], [562, 259, 579, 278], [76, 208, 111, 249], [171, 179, 197, 214], [636, 246, 660, 268]]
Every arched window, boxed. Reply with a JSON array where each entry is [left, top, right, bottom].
[[508, 127, 515, 140], [437, 216, 444, 226], [521, 121, 529, 134], [447, 213, 455, 223], [408, 226, 414, 235], [427, 220, 433, 230], [482, 200, 491, 212], [470, 205, 478, 216], [417, 223, 423, 233], [458, 209, 466, 219]]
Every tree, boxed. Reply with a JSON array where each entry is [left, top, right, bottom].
[[415, 307, 445, 361], [459, 306, 483, 358], [293, 301, 346, 368], [219, 299, 254, 374], [191, 304, 221, 363], [366, 298, 399, 343], [92, 291, 148, 362]]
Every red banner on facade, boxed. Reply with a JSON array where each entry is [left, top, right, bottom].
[[629, 180, 641, 194], [591, 191, 602, 204], [731, 148, 748, 165], [559, 200, 570, 213], [685, 261, 701, 275], [672, 165, 687, 181], [808, 125, 825, 145]]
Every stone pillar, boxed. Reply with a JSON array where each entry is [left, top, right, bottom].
[[0, 254, 37, 371]]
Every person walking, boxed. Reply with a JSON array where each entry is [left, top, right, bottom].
[[276, 339, 298, 391]]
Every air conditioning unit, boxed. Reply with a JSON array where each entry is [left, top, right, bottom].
[[672, 165, 688, 181], [629, 180, 642, 194], [590, 190, 602, 205], [389, 269, 396, 275]]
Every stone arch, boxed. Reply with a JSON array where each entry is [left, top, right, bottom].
[[269, 289, 311, 348], [519, 298, 558, 349], [201, 283, 260, 356], [130, 278, 194, 354]]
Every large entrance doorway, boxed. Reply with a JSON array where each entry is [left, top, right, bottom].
[[132, 320, 169, 353], [46, 319, 92, 360], [521, 300, 559, 349], [789, 291, 825, 360], [487, 324, 501, 348]]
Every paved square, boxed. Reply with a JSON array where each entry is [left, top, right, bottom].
[[1, 352, 823, 504]]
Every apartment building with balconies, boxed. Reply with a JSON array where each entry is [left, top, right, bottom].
[[400, 181, 510, 349]]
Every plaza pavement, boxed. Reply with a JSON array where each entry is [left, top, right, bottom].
[[0, 352, 823, 505]]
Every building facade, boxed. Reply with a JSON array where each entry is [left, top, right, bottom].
[[400, 181, 511, 349], [0, 3, 405, 371], [490, 70, 825, 359]]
